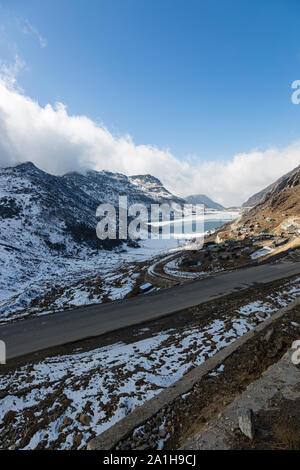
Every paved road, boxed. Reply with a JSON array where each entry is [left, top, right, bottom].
[[1, 261, 300, 361]]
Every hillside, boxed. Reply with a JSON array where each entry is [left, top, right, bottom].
[[186, 194, 224, 210], [65, 171, 185, 210], [242, 164, 300, 208], [0, 162, 185, 255], [0, 162, 185, 322], [241, 166, 300, 233]]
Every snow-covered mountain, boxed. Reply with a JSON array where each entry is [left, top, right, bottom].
[[0, 162, 186, 321], [64, 170, 185, 210], [186, 194, 224, 210], [0, 162, 185, 255]]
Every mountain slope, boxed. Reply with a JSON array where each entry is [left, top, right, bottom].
[[241, 167, 300, 232], [242, 164, 300, 208], [65, 170, 185, 209], [0, 162, 185, 255], [186, 194, 224, 210], [129, 174, 185, 205], [0, 162, 118, 255], [0, 162, 186, 321]]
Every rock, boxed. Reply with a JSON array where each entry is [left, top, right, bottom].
[[159, 429, 167, 438], [63, 416, 73, 427], [73, 433, 82, 447], [238, 408, 255, 440], [78, 413, 91, 426], [58, 416, 73, 433], [264, 328, 274, 342], [3, 410, 16, 425]]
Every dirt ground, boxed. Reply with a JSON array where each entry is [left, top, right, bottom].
[[113, 305, 300, 451], [228, 395, 300, 450], [1, 273, 299, 450], [166, 307, 300, 450]]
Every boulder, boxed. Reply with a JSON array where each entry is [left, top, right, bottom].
[[78, 413, 91, 426], [238, 408, 255, 440], [63, 416, 73, 427]]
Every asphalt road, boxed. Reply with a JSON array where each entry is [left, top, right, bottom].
[[1, 261, 300, 361]]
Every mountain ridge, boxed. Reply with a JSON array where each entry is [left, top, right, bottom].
[[0, 161, 186, 255], [0, 161, 189, 318], [186, 194, 224, 210], [239, 166, 300, 234], [242, 164, 300, 208]]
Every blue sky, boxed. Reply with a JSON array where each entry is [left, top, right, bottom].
[[0, 0, 300, 204]]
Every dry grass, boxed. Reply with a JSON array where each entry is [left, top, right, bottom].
[[272, 416, 300, 450]]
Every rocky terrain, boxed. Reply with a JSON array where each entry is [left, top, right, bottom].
[[0, 162, 185, 323], [1, 273, 299, 449], [0, 162, 185, 255], [243, 164, 300, 208], [115, 305, 300, 451], [0, 163, 299, 451], [240, 167, 300, 232]]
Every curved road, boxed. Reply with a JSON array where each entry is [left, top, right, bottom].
[[1, 261, 300, 361]]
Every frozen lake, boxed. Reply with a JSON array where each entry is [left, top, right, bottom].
[[152, 210, 239, 238]]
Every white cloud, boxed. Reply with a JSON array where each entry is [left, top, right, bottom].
[[0, 55, 25, 90], [0, 76, 299, 206], [19, 19, 47, 48]]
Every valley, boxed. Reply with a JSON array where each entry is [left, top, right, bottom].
[[0, 162, 300, 451], [1, 2, 300, 454]]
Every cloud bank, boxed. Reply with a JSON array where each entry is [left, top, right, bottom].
[[0, 77, 299, 206]]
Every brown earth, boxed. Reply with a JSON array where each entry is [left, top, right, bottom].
[[115, 305, 300, 451]]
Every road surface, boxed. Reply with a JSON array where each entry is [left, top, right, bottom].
[[1, 261, 300, 361]]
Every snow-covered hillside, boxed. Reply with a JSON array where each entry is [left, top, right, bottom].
[[0, 162, 185, 322]]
